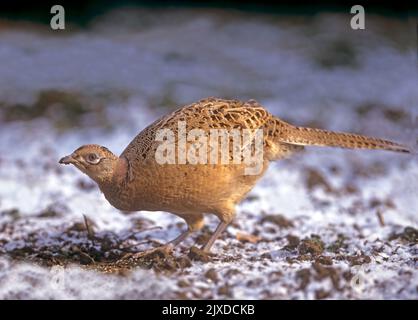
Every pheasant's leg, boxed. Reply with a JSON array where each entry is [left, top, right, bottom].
[[167, 229, 193, 247], [202, 221, 230, 252], [201, 206, 235, 253]]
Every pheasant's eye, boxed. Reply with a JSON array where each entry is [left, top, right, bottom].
[[86, 153, 100, 164]]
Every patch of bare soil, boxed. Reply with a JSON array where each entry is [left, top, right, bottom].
[[389, 227, 418, 244], [0, 89, 125, 131], [0, 211, 195, 274]]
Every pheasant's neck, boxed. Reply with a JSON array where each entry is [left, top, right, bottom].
[[96, 157, 131, 211]]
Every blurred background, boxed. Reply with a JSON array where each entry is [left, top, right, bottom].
[[0, 1, 416, 147], [0, 1, 417, 299]]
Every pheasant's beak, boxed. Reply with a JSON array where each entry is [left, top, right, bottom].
[[59, 154, 77, 165]]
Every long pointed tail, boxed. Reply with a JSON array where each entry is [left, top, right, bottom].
[[281, 126, 411, 153]]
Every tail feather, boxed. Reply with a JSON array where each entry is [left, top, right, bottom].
[[281, 126, 411, 154]]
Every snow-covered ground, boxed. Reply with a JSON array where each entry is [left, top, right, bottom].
[[0, 8, 417, 299]]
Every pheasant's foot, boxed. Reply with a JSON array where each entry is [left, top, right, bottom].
[[123, 243, 174, 260], [188, 245, 213, 262]]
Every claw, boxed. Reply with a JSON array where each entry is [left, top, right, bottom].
[[124, 244, 174, 260]]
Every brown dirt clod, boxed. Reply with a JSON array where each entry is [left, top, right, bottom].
[[304, 167, 334, 193], [298, 236, 325, 256], [188, 246, 212, 262], [389, 227, 418, 244], [284, 234, 300, 250], [315, 255, 333, 266], [261, 214, 294, 229], [204, 268, 219, 283]]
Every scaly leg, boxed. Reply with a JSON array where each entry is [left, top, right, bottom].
[[201, 206, 235, 252], [167, 228, 193, 247], [202, 221, 230, 252]]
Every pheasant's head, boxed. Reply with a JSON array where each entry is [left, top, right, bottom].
[[59, 144, 119, 185]]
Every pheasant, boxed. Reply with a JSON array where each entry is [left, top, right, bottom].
[[59, 98, 410, 255]]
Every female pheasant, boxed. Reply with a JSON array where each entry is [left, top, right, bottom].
[[59, 98, 410, 255]]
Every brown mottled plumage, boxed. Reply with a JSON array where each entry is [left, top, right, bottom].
[[59, 98, 410, 254]]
